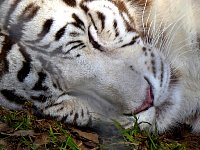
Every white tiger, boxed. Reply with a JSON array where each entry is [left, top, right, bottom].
[[0, 0, 200, 133]]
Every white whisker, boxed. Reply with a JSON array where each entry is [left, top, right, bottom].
[[146, 20, 153, 43], [173, 37, 192, 46], [142, 0, 148, 36], [159, 15, 186, 58], [175, 42, 199, 52], [169, 43, 198, 65]]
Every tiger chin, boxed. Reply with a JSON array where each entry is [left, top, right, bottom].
[[0, 0, 200, 134]]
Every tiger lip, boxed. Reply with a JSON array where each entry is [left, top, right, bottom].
[[133, 86, 154, 115]]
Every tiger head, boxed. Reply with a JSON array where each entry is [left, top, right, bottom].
[[54, 0, 181, 132]]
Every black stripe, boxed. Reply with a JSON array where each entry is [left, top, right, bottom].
[[151, 60, 156, 78], [30, 95, 48, 103], [32, 72, 48, 91], [197, 35, 200, 50], [66, 40, 82, 46], [125, 20, 133, 32], [76, 54, 81, 57], [57, 106, 64, 112], [17, 46, 32, 82], [121, 36, 139, 48], [71, 22, 84, 31], [20, 3, 40, 21], [55, 26, 66, 41], [73, 113, 79, 125], [88, 29, 104, 52], [113, 20, 117, 29], [81, 109, 84, 117], [4, 0, 21, 29], [160, 61, 164, 87], [113, 20, 119, 37], [8, 3, 39, 41], [97, 11, 105, 31], [65, 43, 85, 54], [80, 3, 89, 13], [69, 32, 80, 37], [69, 43, 84, 50], [1, 89, 27, 105], [79, 45, 86, 50], [70, 13, 85, 31], [63, 0, 76, 7], [38, 19, 53, 37], [0, 34, 14, 77], [17, 62, 31, 82], [70, 110, 73, 115], [61, 115, 69, 123], [88, 13, 97, 31], [72, 13, 85, 30]]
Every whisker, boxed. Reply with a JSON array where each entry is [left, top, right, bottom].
[[142, 0, 149, 36], [175, 42, 199, 52], [151, 17, 165, 45], [159, 15, 186, 58], [146, 20, 153, 43], [170, 46, 197, 66], [173, 36, 192, 46]]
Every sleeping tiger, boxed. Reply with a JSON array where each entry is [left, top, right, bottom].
[[0, 0, 200, 133]]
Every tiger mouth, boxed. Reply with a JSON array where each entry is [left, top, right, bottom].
[[133, 86, 154, 115], [123, 81, 154, 116]]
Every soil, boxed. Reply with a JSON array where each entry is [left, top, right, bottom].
[[0, 106, 200, 150]]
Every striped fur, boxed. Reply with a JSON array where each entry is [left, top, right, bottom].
[[0, 0, 200, 133]]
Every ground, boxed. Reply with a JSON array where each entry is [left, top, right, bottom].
[[0, 104, 200, 150]]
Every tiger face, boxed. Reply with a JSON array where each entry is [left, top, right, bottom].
[[61, 0, 180, 132]]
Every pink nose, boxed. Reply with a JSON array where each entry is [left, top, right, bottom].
[[133, 87, 154, 115]]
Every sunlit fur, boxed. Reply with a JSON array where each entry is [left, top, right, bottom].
[[0, 0, 200, 133]]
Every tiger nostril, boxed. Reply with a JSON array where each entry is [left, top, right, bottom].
[[144, 76, 154, 100], [144, 77, 153, 90]]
